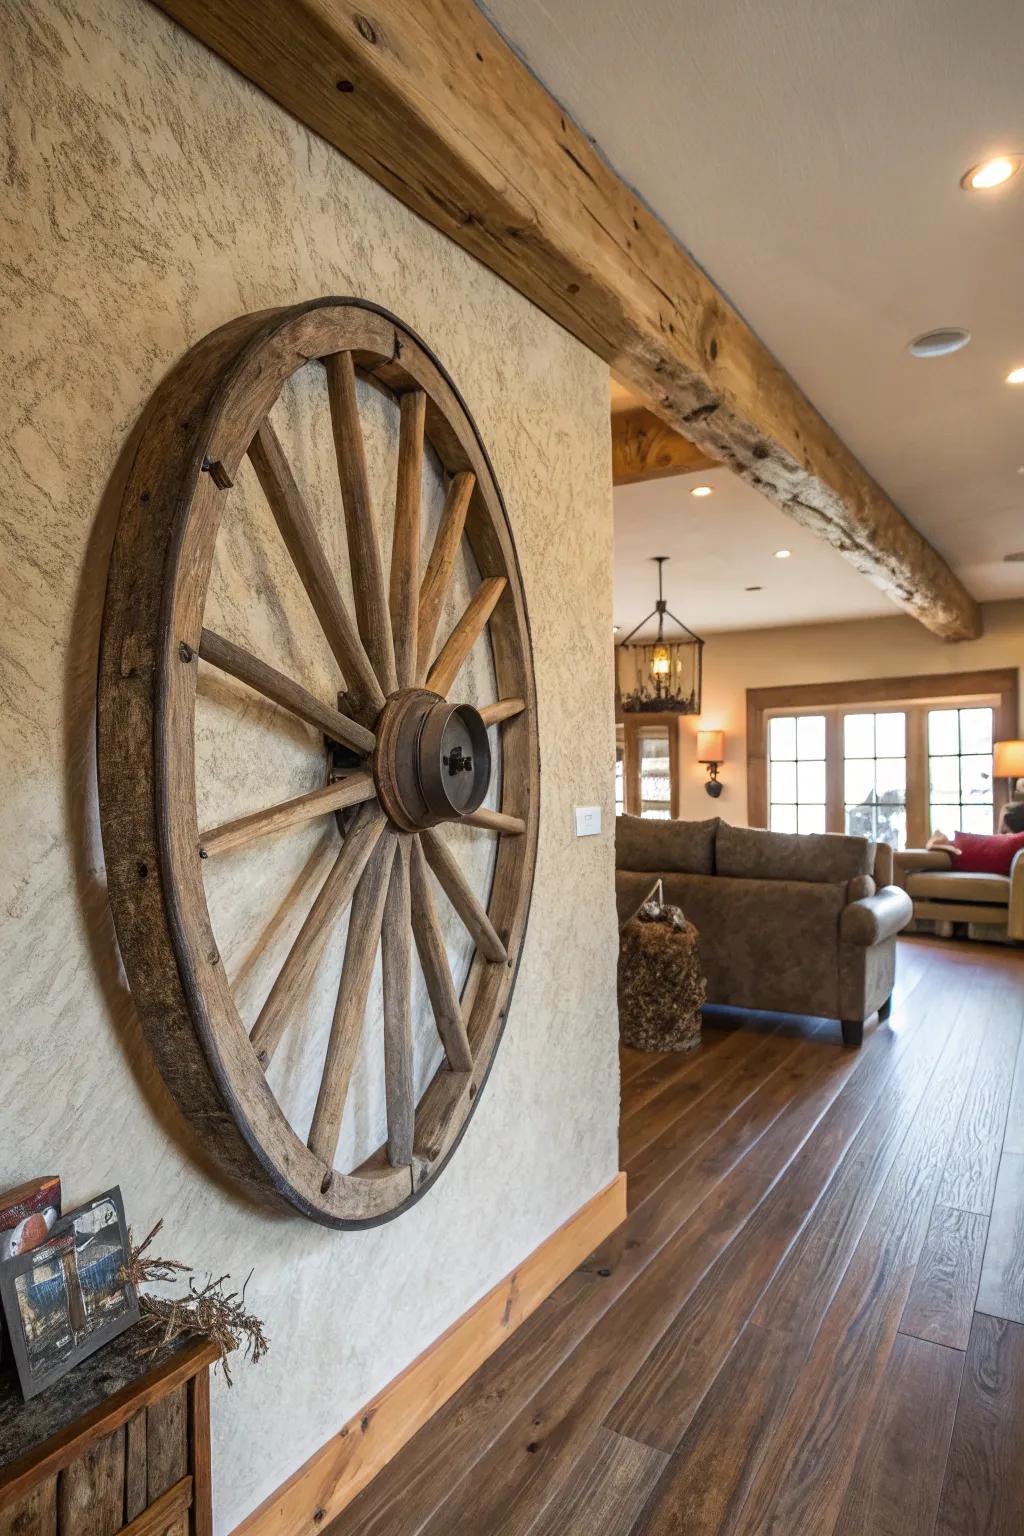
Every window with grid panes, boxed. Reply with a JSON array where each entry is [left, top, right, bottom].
[[768, 714, 827, 834], [843, 712, 907, 849], [928, 707, 994, 835]]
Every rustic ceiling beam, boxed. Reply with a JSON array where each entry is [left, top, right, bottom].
[[612, 406, 717, 486], [151, 0, 981, 640]]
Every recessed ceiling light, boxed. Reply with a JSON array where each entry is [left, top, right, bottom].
[[1006, 366, 1024, 384], [612, 624, 621, 633], [961, 155, 1021, 191], [908, 328, 971, 358], [773, 549, 791, 560], [690, 485, 714, 497]]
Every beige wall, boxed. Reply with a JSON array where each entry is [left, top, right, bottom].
[[667, 600, 1024, 824], [0, 2, 619, 1529]]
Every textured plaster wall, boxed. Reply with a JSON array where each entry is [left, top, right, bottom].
[[0, 1, 619, 1527]]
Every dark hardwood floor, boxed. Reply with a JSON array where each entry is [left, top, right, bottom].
[[331, 938, 1024, 1536]]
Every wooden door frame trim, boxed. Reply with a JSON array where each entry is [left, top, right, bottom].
[[746, 668, 1019, 827], [151, 0, 978, 640]]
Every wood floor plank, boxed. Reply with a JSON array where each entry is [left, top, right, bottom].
[[975, 1150, 1024, 1324], [619, 1030, 783, 1165], [935, 987, 1021, 1214], [620, 1047, 670, 1088], [1002, 1024, 1024, 1155], [528, 1427, 666, 1536], [719, 995, 985, 1536], [749, 990, 974, 1339], [629, 1322, 808, 1536], [899, 1203, 988, 1349], [934, 1313, 1024, 1535], [625, 1035, 804, 1178], [620, 1030, 733, 1120], [416, 1005, 948, 1536], [385, 1044, 873, 1536], [331, 1041, 856, 1536], [328, 944, 1024, 1536], [625, 1037, 845, 1214], [608, 981, 963, 1451], [832, 1333, 964, 1536]]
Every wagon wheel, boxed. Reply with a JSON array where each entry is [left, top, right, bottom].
[[98, 298, 538, 1227]]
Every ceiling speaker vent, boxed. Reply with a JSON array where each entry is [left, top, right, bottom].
[[908, 328, 971, 358]]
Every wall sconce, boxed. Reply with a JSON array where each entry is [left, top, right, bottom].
[[697, 730, 725, 798]]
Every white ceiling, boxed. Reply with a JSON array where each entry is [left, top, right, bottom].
[[615, 469, 894, 635], [484, 0, 1024, 629]]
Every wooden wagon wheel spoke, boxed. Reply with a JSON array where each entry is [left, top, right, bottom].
[[425, 577, 507, 698], [462, 806, 527, 836], [381, 838, 414, 1167], [389, 390, 426, 691], [326, 350, 399, 696], [420, 827, 507, 963], [416, 469, 475, 684], [308, 831, 397, 1171], [247, 419, 385, 719], [479, 697, 526, 727], [409, 837, 473, 1071], [198, 628, 375, 757], [99, 298, 537, 1227], [199, 772, 375, 859], [249, 804, 387, 1066]]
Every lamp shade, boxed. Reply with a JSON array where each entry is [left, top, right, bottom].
[[697, 729, 725, 764], [994, 740, 1024, 777]]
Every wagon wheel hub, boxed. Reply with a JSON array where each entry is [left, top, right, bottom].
[[372, 689, 491, 832]]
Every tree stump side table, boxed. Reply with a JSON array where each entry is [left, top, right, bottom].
[[617, 913, 707, 1053], [0, 1331, 218, 1536]]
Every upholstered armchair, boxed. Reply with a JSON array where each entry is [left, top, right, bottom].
[[893, 847, 1024, 942]]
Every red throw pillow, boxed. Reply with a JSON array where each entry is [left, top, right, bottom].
[[953, 830, 1024, 876]]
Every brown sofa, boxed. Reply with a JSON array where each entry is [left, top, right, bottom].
[[616, 816, 912, 1047]]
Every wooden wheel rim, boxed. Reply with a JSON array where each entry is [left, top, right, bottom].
[[98, 298, 539, 1227]]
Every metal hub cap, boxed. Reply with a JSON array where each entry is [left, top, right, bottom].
[[373, 689, 491, 831]]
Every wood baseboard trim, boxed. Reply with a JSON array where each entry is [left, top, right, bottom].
[[232, 1171, 627, 1536]]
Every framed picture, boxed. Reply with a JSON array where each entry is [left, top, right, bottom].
[[0, 1187, 139, 1400]]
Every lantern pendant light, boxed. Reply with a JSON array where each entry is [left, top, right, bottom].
[[617, 556, 704, 714]]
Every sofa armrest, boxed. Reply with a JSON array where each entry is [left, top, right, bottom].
[[873, 842, 894, 888], [892, 848, 952, 890], [1009, 849, 1024, 942], [841, 886, 913, 946]]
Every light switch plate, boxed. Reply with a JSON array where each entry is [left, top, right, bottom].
[[575, 805, 602, 837]]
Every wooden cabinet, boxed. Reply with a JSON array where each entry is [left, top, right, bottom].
[[0, 1334, 217, 1536], [617, 713, 690, 820]]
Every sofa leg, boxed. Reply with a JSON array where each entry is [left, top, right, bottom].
[[841, 1018, 865, 1048], [878, 994, 893, 1022]]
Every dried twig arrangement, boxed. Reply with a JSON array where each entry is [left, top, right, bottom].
[[122, 1220, 269, 1385]]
